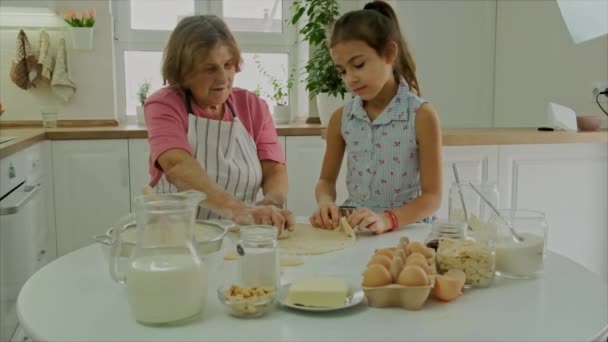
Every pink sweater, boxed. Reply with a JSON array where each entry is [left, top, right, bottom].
[[144, 86, 285, 186]]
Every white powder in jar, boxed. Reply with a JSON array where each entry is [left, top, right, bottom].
[[495, 233, 545, 277], [238, 248, 279, 288]]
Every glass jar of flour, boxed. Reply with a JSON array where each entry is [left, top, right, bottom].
[[237, 225, 280, 289]]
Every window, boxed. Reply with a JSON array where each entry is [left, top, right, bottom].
[[238, 53, 289, 108], [123, 51, 163, 116], [130, 0, 195, 30], [223, 0, 283, 33], [113, 0, 298, 117]]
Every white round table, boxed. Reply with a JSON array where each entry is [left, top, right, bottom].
[[18, 223, 608, 342]]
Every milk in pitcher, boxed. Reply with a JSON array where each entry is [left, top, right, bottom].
[[126, 254, 207, 324]]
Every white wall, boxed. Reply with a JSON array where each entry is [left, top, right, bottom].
[[393, 0, 497, 128], [493, 0, 608, 128], [0, 0, 115, 121], [0, 0, 605, 127]]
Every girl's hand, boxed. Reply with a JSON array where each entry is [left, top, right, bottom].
[[348, 208, 391, 235], [309, 201, 340, 229]]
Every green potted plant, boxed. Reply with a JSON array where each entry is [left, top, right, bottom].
[[136, 80, 151, 125], [254, 55, 296, 124], [63, 8, 96, 50], [290, 0, 348, 126]]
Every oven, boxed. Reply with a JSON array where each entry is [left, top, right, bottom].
[[0, 144, 51, 342]]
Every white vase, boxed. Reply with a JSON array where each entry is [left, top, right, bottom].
[[273, 105, 291, 124], [69, 27, 94, 51], [316, 93, 351, 127], [136, 106, 145, 125]]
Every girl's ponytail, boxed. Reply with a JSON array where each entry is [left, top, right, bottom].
[[363, 0, 421, 95]]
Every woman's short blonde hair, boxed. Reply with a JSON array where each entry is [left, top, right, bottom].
[[162, 15, 242, 89]]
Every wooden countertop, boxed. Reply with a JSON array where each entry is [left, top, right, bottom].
[[1, 124, 606, 159]]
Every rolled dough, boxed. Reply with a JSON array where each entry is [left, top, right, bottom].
[[278, 222, 356, 255]]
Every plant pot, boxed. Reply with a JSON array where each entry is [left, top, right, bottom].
[[273, 105, 291, 124], [69, 27, 94, 50], [316, 93, 350, 127], [136, 106, 145, 125]]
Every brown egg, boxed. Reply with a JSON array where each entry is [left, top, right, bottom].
[[405, 257, 434, 276], [405, 252, 427, 265], [367, 254, 392, 270], [445, 269, 466, 290], [397, 265, 429, 286], [389, 256, 405, 282], [362, 264, 393, 287], [433, 269, 466, 302], [374, 248, 394, 260], [406, 241, 434, 258]]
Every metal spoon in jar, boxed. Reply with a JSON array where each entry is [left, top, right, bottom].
[[452, 163, 471, 231], [468, 182, 524, 243]]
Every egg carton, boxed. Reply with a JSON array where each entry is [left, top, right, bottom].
[[363, 276, 435, 310], [362, 240, 437, 310]]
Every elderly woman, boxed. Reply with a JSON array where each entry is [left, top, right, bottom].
[[145, 15, 294, 234]]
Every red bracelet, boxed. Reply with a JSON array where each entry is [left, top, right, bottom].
[[384, 210, 399, 232]]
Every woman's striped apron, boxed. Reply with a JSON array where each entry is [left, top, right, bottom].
[[154, 92, 263, 219]]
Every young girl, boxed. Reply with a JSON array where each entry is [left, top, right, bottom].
[[310, 0, 443, 234]]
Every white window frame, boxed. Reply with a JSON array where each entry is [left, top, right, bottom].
[[112, 0, 302, 122]]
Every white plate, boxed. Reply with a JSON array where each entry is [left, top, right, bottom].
[[277, 282, 365, 312]]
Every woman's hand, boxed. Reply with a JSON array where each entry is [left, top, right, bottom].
[[348, 208, 390, 235], [309, 201, 340, 229], [232, 205, 295, 237]]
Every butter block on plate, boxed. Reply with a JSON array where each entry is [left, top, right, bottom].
[[287, 277, 348, 308]]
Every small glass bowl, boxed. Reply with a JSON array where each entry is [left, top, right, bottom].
[[217, 283, 276, 318]]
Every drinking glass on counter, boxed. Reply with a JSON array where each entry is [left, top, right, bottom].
[[40, 106, 58, 128], [490, 209, 548, 279]]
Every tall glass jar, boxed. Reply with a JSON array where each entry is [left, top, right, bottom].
[[237, 225, 279, 289], [430, 220, 497, 288], [449, 181, 499, 230], [424, 220, 467, 250]]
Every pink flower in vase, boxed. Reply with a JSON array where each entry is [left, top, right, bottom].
[[63, 9, 77, 20]]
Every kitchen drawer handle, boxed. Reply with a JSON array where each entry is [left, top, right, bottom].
[[0, 183, 41, 215]]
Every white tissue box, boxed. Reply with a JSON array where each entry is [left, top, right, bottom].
[[547, 102, 577, 131]]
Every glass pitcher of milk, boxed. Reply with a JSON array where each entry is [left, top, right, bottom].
[[111, 190, 208, 325]]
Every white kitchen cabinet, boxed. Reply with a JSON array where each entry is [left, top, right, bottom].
[[437, 146, 499, 219], [128, 139, 151, 209], [285, 136, 347, 217], [52, 140, 130, 256], [498, 143, 608, 282]]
